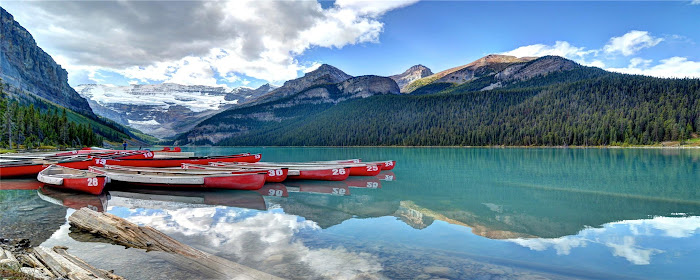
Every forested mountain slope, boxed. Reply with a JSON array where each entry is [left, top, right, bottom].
[[178, 59, 699, 146]]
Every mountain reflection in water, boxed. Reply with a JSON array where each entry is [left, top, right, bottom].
[[4, 147, 699, 279]]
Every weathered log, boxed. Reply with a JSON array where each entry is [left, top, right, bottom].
[[2, 246, 122, 280], [68, 207, 282, 280]]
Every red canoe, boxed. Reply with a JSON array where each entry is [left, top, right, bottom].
[[90, 166, 266, 190], [37, 165, 108, 195], [104, 164, 289, 183], [181, 164, 289, 183], [366, 160, 396, 170], [216, 163, 351, 181], [0, 163, 49, 178], [288, 167, 351, 181], [96, 153, 261, 168]]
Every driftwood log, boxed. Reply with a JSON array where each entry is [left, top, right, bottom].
[[1, 246, 124, 280], [68, 207, 282, 280]]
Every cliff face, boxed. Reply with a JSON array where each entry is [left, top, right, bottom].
[[390, 65, 433, 92], [0, 7, 94, 117]]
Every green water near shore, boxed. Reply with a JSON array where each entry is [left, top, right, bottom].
[[1, 147, 699, 279]]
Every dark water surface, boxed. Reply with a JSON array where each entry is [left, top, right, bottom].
[[1, 147, 699, 279]]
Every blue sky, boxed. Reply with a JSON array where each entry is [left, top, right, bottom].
[[2, 1, 699, 89]]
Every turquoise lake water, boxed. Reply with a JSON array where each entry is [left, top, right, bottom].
[[1, 147, 699, 279]]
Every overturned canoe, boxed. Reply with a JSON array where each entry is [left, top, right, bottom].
[[90, 166, 266, 190], [37, 165, 108, 195]]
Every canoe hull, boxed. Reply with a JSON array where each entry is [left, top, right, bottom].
[[37, 167, 108, 195], [289, 167, 351, 181], [348, 165, 381, 176], [92, 167, 266, 190], [368, 160, 396, 170], [0, 164, 48, 178]]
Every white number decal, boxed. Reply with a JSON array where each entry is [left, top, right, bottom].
[[385, 161, 394, 166], [268, 189, 284, 196], [332, 169, 346, 175], [332, 188, 346, 195], [384, 175, 394, 181], [267, 169, 284, 176], [366, 182, 379, 188], [366, 165, 378, 172], [87, 178, 99, 187], [254, 154, 261, 159], [144, 152, 153, 158], [95, 159, 106, 165]]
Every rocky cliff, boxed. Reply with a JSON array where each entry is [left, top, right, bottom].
[[390, 65, 433, 92], [0, 7, 94, 117], [75, 83, 273, 138]]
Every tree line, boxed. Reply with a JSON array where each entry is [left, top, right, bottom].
[[196, 69, 699, 146], [1, 83, 102, 149]]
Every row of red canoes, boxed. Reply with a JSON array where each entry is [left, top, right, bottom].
[[4, 148, 396, 195]]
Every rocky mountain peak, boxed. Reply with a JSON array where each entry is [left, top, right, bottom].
[[248, 64, 352, 105], [390, 64, 434, 92], [302, 64, 352, 84]]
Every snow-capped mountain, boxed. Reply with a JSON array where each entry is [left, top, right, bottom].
[[75, 83, 275, 139]]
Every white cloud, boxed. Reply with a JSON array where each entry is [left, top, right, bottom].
[[2, 0, 418, 86], [501, 30, 697, 79], [607, 56, 700, 78], [603, 30, 663, 56], [606, 236, 662, 265], [502, 41, 595, 61], [691, 0, 700, 5]]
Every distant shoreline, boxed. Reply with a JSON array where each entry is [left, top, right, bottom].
[[173, 145, 700, 149]]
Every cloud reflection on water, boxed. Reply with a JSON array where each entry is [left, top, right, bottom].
[[112, 204, 385, 279], [508, 216, 699, 265]]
